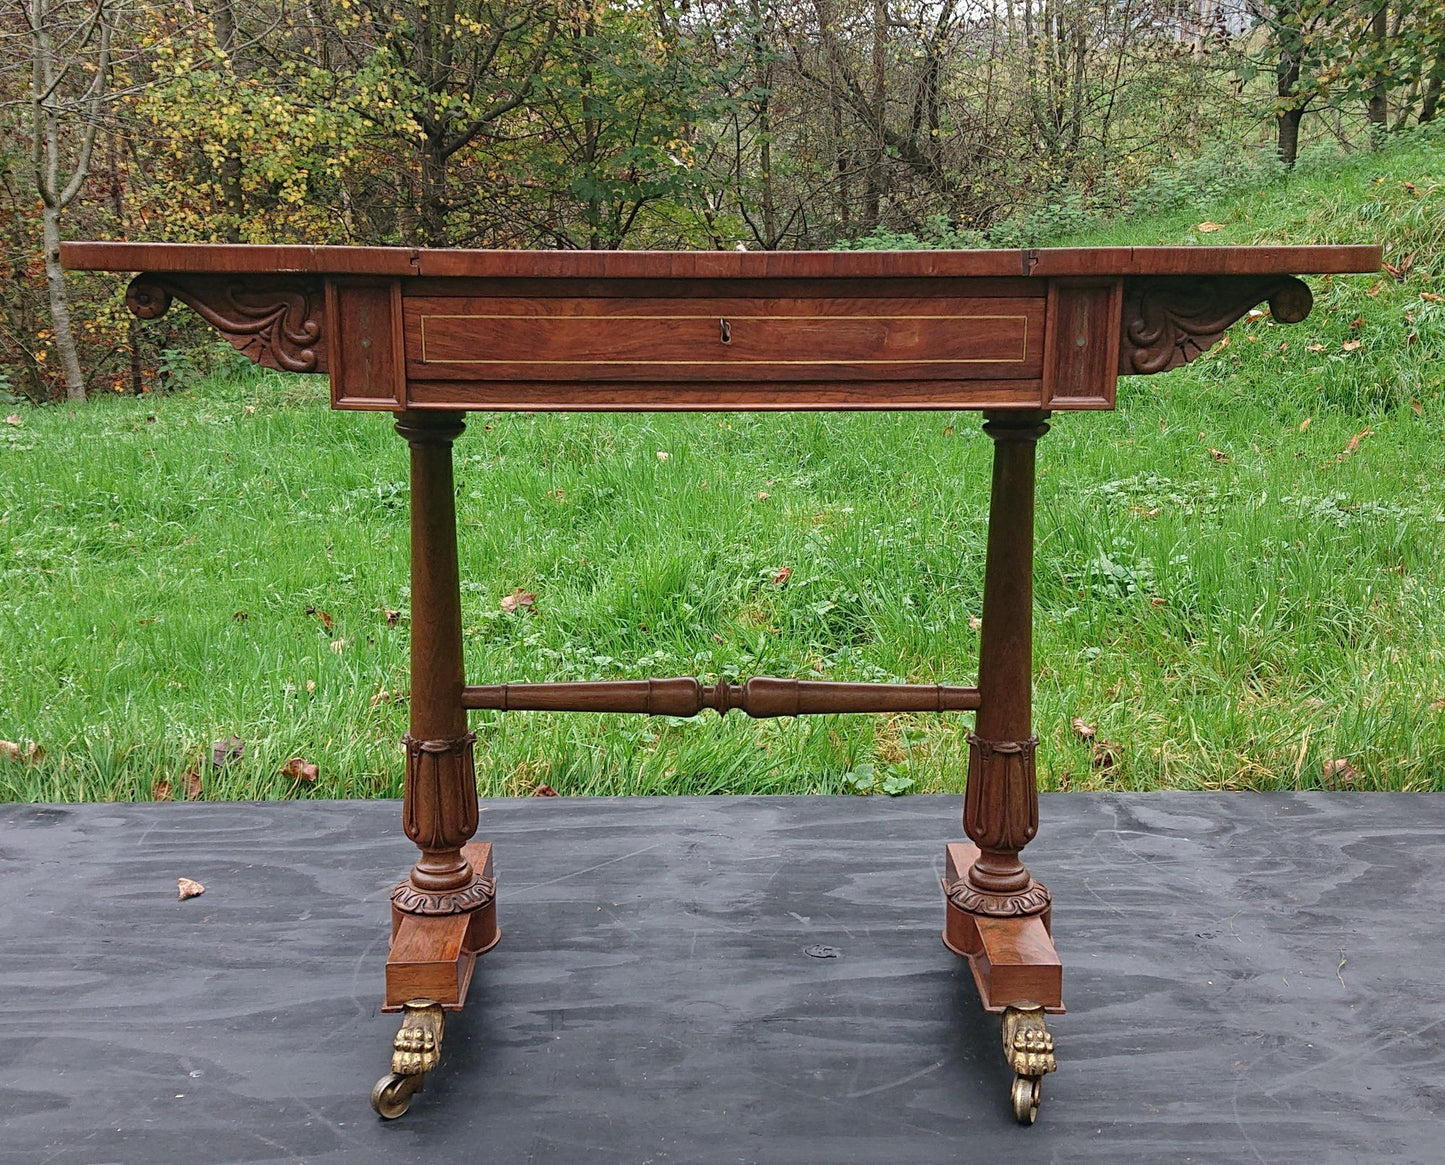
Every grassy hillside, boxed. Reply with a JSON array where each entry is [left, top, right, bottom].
[[2, 130, 1442, 801]]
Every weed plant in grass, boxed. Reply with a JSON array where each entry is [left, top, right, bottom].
[[2, 131, 1443, 802]]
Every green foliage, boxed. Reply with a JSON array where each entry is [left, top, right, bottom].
[[3, 131, 1444, 801]]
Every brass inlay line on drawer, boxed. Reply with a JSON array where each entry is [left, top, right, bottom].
[[417, 313, 1030, 365]]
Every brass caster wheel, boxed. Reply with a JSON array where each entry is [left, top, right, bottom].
[[1001, 1002, 1055, 1125], [371, 1071, 423, 1120], [372, 998, 445, 1119], [1011, 1074, 1042, 1126]]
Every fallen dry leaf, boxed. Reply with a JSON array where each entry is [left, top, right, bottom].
[[757, 491, 771, 501], [1337, 426, 1373, 461], [177, 877, 205, 901], [1431, 697, 1445, 712], [281, 756, 319, 783], [1349, 317, 1366, 330], [1366, 282, 1383, 297], [152, 779, 172, 801], [3, 414, 20, 426], [232, 610, 248, 622], [531, 784, 560, 797], [1196, 221, 1223, 233], [1091, 740, 1117, 769], [771, 566, 792, 586], [968, 615, 982, 631], [305, 607, 334, 634], [500, 588, 536, 613], [1071, 717, 1097, 739], [330, 638, 348, 654], [1150, 596, 1167, 607], [1382, 251, 1415, 280], [184, 765, 204, 800], [1130, 505, 1161, 518], [1306, 342, 1326, 352], [384, 608, 402, 627], [210, 736, 245, 768], [0, 740, 21, 763], [1209, 448, 1229, 462], [655, 450, 671, 461], [1412, 399, 1424, 419], [1421, 292, 1443, 303], [1321, 757, 1359, 787], [1341, 339, 1361, 352], [1299, 417, 1312, 432]]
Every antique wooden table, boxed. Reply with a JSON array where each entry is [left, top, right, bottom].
[[61, 242, 1380, 1125]]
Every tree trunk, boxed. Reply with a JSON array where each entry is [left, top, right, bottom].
[[419, 138, 449, 248], [27, 0, 113, 403], [864, 0, 886, 231], [41, 206, 85, 402], [108, 131, 144, 394], [1367, 3, 1389, 129], [1420, 49, 1443, 124], [211, 0, 245, 241], [1277, 48, 1303, 166]]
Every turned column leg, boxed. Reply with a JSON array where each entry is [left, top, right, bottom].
[[390, 410, 491, 916], [941, 410, 1061, 1122], [958, 410, 1052, 918], [374, 411, 499, 1117], [942, 411, 1061, 1022]]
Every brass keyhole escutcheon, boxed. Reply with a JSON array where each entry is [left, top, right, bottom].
[[719, 318, 731, 344]]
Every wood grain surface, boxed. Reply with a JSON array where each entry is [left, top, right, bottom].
[[404, 295, 1042, 383], [0, 794, 1440, 1164], [60, 242, 1382, 278]]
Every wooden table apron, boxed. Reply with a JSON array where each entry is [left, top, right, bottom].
[[60, 242, 1381, 1119]]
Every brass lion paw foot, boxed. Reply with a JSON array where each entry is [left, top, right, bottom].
[[1001, 1002, 1056, 1126], [371, 998, 445, 1119]]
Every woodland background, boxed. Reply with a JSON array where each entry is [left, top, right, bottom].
[[2, 0, 1443, 403]]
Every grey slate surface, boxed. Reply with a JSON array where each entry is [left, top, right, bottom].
[[0, 793, 1441, 1164]]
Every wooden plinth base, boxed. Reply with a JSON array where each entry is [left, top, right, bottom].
[[384, 841, 500, 1012], [941, 842, 1063, 1014]]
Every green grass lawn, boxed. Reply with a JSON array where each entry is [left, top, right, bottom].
[[2, 132, 1443, 802]]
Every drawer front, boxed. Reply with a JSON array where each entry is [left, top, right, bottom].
[[404, 296, 1044, 385]]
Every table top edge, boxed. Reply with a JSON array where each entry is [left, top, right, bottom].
[[59, 241, 1384, 279]]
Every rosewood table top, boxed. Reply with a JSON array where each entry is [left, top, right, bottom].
[[61, 242, 1382, 413]]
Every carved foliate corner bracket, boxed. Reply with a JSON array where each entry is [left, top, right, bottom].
[[1119, 275, 1312, 375], [125, 274, 327, 373]]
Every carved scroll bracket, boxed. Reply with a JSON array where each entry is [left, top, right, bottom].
[[1119, 275, 1312, 375], [126, 274, 326, 373]]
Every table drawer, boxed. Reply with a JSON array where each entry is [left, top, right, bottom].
[[403, 296, 1044, 384]]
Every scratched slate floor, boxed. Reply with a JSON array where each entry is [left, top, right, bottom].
[[1, 794, 1441, 1164]]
